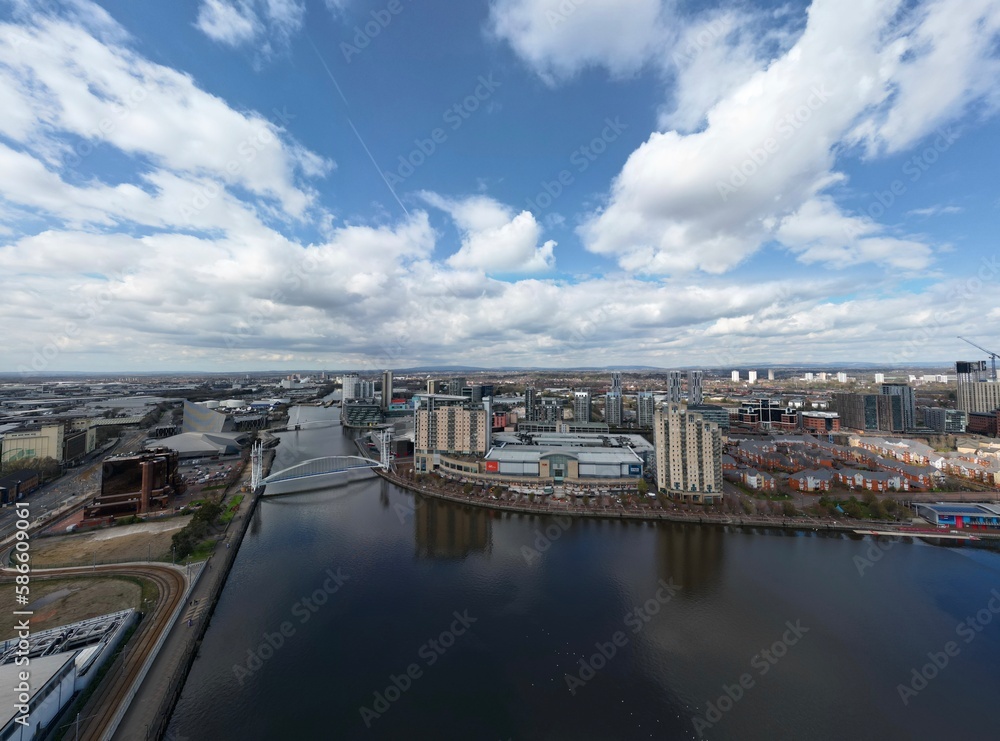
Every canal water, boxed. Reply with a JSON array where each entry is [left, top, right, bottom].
[[169, 405, 1000, 740]]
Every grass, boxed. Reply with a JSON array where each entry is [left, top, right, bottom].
[[219, 495, 243, 524], [188, 538, 217, 562]]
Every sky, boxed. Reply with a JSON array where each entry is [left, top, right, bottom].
[[1, 0, 999, 374]]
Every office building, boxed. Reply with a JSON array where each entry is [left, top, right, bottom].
[[968, 411, 1000, 437], [381, 370, 393, 412], [573, 391, 591, 423], [637, 391, 655, 428], [689, 370, 704, 405], [922, 407, 967, 433], [881, 383, 916, 430], [688, 403, 730, 431], [414, 395, 491, 473], [956, 361, 1000, 413], [800, 411, 840, 434], [654, 404, 723, 503], [748, 370, 758, 384], [86, 448, 181, 518], [667, 371, 683, 403]]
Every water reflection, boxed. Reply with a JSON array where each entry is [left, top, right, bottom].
[[413, 493, 492, 560], [656, 522, 724, 597]]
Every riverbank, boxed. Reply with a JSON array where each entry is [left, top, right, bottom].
[[375, 466, 1000, 539]]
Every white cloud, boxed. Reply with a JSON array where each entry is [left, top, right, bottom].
[[579, 0, 999, 275], [195, 0, 260, 46], [0, 13, 331, 220], [488, 0, 667, 82], [421, 193, 556, 273], [194, 0, 305, 50]]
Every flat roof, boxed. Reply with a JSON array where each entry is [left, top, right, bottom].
[[0, 651, 76, 728], [916, 503, 1000, 516]]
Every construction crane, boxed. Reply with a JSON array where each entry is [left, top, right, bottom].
[[958, 336, 999, 381]]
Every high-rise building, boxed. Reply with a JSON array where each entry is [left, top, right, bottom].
[[381, 370, 394, 411], [341, 374, 359, 400], [462, 384, 494, 404], [881, 383, 916, 430], [414, 395, 491, 473], [447, 377, 466, 396], [610, 371, 623, 392], [874, 373, 885, 384], [748, 370, 758, 384], [817, 372, 828, 381], [804, 372, 814, 382], [637, 391, 655, 428], [837, 372, 848, 383], [427, 379, 441, 394], [833, 393, 906, 433], [921, 407, 967, 433], [956, 361, 1000, 413], [605, 391, 623, 426], [654, 404, 723, 503], [667, 371, 683, 403], [524, 386, 538, 422], [573, 390, 592, 422], [688, 370, 704, 405], [539, 398, 560, 423], [731, 370, 740, 382], [767, 369, 775, 381]]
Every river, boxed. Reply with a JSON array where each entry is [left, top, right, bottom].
[[168, 405, 1000, 740]]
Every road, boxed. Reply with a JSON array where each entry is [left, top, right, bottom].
[[0, 429, 148, 539]]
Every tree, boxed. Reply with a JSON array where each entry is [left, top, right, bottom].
[[781, 500, 798, 517], [637, 478, 649, 496]]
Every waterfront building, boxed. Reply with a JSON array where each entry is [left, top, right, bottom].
[[341, 374, 359, 400], [381, 370, 393, 412], [414, 395, 490, 473], [654, 404, 723, 503]]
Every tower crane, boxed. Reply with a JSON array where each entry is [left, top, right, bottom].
[[958, 336, 999, 381]]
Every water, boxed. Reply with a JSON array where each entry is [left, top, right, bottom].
[[169, 406, 1000, 740]]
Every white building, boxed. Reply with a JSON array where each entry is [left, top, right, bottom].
[[731, 370, 740, 382], [837, 372, 848, 383], [748, 370, 758, 384]]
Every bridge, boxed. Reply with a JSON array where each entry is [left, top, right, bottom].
[[262, 454, 385, 486]]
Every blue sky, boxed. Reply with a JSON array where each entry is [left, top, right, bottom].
[[1, 0, 999, 372]]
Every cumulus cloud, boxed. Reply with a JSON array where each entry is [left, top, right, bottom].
[[195, 0, 305, 51], [577, 0, 999, 275], [488, 0, 667, 82], [421, 193, 556, 273]]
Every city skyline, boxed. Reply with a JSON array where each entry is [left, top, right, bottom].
[[2, 0, 1000, 372]]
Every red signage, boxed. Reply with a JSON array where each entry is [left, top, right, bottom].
[[485, 460, 499, 472]]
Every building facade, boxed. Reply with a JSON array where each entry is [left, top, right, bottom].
[[922, 406, 967, 433], [414, 395, 490, 473], [654, 404, 723, 503], [637, 391, 655, 428], [689, 370, 704, 405], [573, 391, 591, 423], [957, 361, 1000, 413], [881, 383, 916, 430]]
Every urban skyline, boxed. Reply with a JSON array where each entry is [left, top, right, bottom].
[[2, 1, 999, 372]]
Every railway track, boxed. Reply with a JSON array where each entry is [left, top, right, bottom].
[[0, 563, 186, 740]]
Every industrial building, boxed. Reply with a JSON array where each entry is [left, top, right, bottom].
[[0, 610, 138, 741], [85, 448, 182, 519], [914, 502, 1000, 530], [654, 404, 724, 503]]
